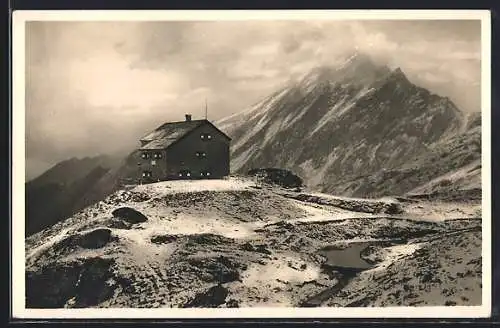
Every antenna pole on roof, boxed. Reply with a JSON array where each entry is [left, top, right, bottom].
[[205, 98, 208, 120]]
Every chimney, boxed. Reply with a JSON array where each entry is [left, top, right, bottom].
[[185, 114, 192, 122]]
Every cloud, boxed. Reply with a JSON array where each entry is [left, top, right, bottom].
[[417, 72, 450, 84]]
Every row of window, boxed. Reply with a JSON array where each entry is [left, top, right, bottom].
[[141, 152, 162, 159], [200, 133, 212, 140], [195, 151, 206, 158], [178, 170, 212, 177], [141, 171, 213, 178]]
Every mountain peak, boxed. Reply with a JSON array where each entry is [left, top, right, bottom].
[[383, 67, 411, 85], [392, 67, 407, 77], [297, 54, 391, 91]]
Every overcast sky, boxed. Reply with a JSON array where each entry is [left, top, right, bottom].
[[25, 19, 482, 180]]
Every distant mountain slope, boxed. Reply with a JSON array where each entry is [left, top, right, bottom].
[[25, 155, 123, 236], [327, 120, 481, 198], [27, 156, 116, 189], [218, 52, 474, 197]]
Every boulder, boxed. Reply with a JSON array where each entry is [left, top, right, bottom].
[[78, 228, 113, 249], [151, 234, 178, 244], [26, 257, 116, 308], [248, 168, 303, 188], [384, 202, 404, 215], [111, 207, 148, 224], [183, 284, 229, 308]]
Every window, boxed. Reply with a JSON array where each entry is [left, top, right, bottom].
[[200, 170, 212, 177], [153, 152, 162, 159], [142, 171, 152, 178], [151, 160, 156, 166], [195, 151, 207, 158], [200, 133, 212, 141], [141, 152, 150, 159], [178, 169, 192, 178]]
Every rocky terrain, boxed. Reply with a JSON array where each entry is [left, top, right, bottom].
[[25, 177, 482, 308]]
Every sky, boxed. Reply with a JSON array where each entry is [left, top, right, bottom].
[[25, 19, 482, 180]]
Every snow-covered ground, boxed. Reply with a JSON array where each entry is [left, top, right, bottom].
[[306, 191, 399, 204], [289, 202, 376, 223], [25, 177, 482, 309], [408, 160, 481, 195], [364, 243, 423, 273], [132, 177, 257, 196], [403, 201, 481, 221], [230, 254, 323, 307]]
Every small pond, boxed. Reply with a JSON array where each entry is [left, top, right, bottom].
[[319, 242, 373, 271], [300, 242, 376, 307]]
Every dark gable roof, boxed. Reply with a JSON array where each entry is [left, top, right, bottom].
[[139, 119, 231, 150]]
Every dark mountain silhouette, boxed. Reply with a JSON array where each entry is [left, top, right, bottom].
[[25, 155, 122, 236]]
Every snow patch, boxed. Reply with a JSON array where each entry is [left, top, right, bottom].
[[243, 256, 320, 285], [300, 151, 339, 188], [132, 178, 257, 196], [231, 145, 258, 172], [26, 227, 73, 261], [217, 88, 289, 142], [288, 202, 377, 223], [307, 192, 399, 204], [237, 255, 321, 306], [409, 160, 481, 195], [404, 201, 481, 221], [262, 120, 284, 146], [114, 214, 261, 242], [281, 97, 317, 129], [365, 243, 422, 273], [310, 87, 375, 136]]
